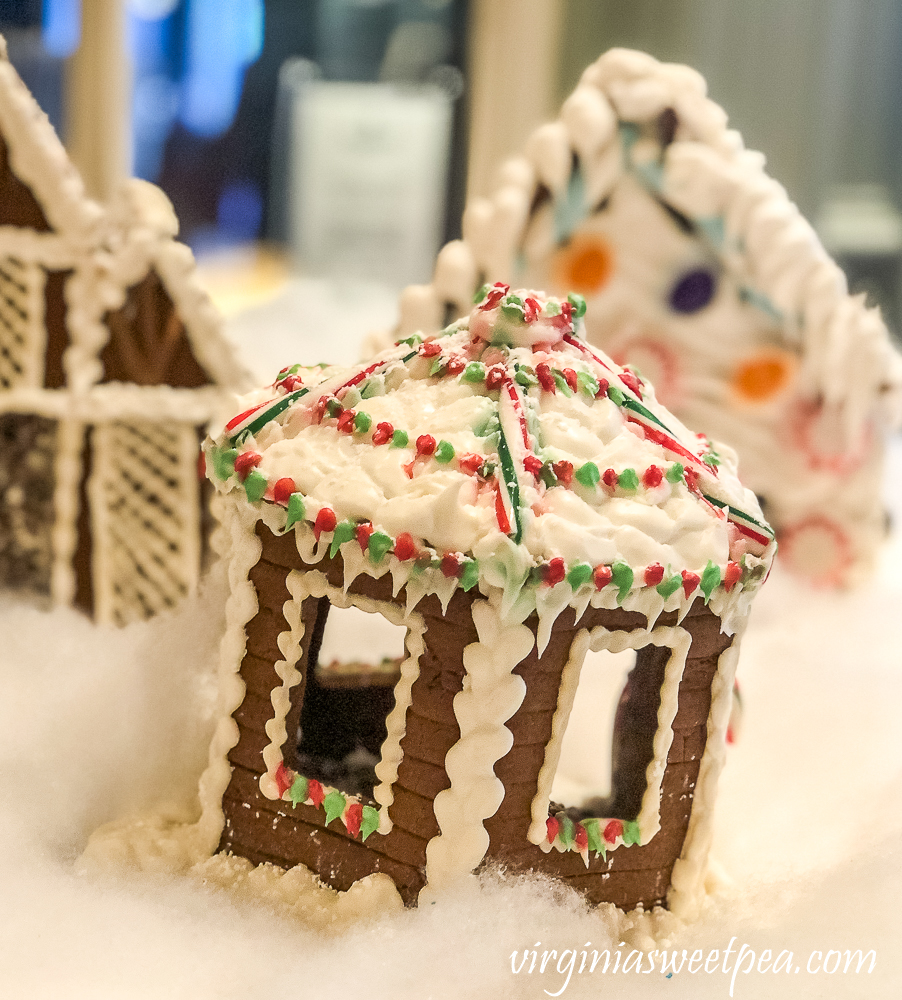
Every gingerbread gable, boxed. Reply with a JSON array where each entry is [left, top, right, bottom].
[[398, 48, 902, 587], [0, 40, 251, 623]]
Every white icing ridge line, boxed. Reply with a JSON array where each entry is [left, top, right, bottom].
[[49, 416, 83, 607], [422, 595, 533, 899], [667, 615, 749, 920], [259, 568, 309, 800], [195, 499, 262, 855], [527, 622, 691, 849]]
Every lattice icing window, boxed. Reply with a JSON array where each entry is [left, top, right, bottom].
[[89, 419, 201, 625], [0, 257, 45, 390]]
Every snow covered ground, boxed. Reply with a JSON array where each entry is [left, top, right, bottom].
[[0, 290, 899, 997]]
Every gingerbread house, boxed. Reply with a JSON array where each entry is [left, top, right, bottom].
[[197, 287, 776, 914], [0, 41, 251, 623], [397, 49, 902, 587]]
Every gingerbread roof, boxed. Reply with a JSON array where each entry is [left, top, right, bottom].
[[206, 288, 775, 641]]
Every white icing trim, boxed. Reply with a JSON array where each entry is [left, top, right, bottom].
[[421, 595, 533, 898], [195, 499, 262, 855], [49, 416, 83, 607], [254, 565, 426, 838], [667, 616, 748, 919], [527, 622, 692, 848]]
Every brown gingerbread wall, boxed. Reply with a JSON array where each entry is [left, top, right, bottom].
[[219, 520, 733, 910]]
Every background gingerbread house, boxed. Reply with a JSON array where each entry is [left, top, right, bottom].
[[194, 288, 775, 914], [397, 48, 902, 587], [0, 43, 251, 624]]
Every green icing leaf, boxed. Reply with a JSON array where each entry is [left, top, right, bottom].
[[330, 520, 357, 557], [500, 302, 524, 321], [289, 774, 308, 807], [544, 300, 561, 317], [575, 462, 600, 488], [213, 447, 238, 480], [700, 560, 721, 602], [398, 334, 423, 347], [360, 805, 380, 841], [514, 366, 538, 388], [618, 468, 639, 491], [657, 573, 682, 599], [584, 817, 603, 855], [665, 462, 685, 483], [391, 429, 409, 448], [463, 361, 486, 383], [623, 821, 641, 846], [558, 814, 575, 847], [435, 440, 455, 463], [429, 356, 445, 376], [566, 562, 593, 589], [472, 283, 489, 304], [244, 470, 268, 503], [323, 791, 346, 826], [368, 532, 393, 563], [576, 371, 599, 397], [611, 561, 634, 603], [325, 398, 343, 418], [460, 559, 480, 591], [285, 493, 306, 530], [550, 370, 571, 396], [354, 411, 372, 433], [607, 384, 624, 405]]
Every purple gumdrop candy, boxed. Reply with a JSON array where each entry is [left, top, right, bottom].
[[669, 268, 716, 313]]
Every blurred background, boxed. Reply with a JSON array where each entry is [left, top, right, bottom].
[[3, 0, 902, 335]]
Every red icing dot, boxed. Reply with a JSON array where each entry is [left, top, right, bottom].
[[523, 296, 540, 323], [683, 467, 701, 493], [441, 552, 463, 578], [419, 340, 442, 357], [551, 300, 574, 331], [481, 283, 510, 310], [459, 453, 484, 474], [313, 507, 337, 540], [642, 465, 663, 488], [544, 557, 566, 586], [562, 368, 578, 393], [486, 365, 506, 389], [314, 395, 331, 422], [446, 356, 465, 375], [603, 819, 624, 844], [724, 561, 742, 591], [393, 533, 418, 561], [619, 370, 643, 398], [416, 434, 437, 457], [546, 816, 560, 844], [574, 824, 589, 850], [681, 570, 700, 598], [602, 468, 619, 489], [536, 363, 556, 393], [595, 378, 610, 398], [234, 451, 262, 481], [552, 461, 573, 486], [356, 522, 374, 551], [523, 455, 543, 476], [644, 563, 665, 586], [278, 374, 304, 392], [372, 421, 394, 446], [344, 802, 363, 838], [272, 477, 296, 505], [593, 565, 613, 589], [307, 779, 325, 808], [337, 409, 356, 433], [275, 762, 293, 798]]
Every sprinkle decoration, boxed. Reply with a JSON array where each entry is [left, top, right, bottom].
[[274, 762, 380, 842]]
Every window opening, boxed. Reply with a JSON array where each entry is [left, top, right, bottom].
[[294, 600, 406, 800], [549, 644, 665, 823]]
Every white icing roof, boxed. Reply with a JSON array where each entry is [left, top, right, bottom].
[[208, 289, 775, 629]]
